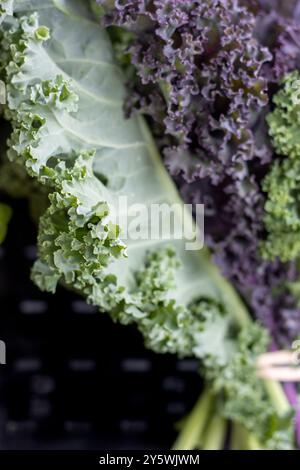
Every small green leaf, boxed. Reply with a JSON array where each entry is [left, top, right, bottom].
[[35, 26, 50, 41]]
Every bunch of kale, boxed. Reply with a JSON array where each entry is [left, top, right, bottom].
[[99, 0, 300, 346]]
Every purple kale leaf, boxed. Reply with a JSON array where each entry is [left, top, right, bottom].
[[98, 0, 300, 345], [100, 0, 272, 183]]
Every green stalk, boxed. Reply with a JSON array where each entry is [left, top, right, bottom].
[[263, 379, 291, 415], [231, 423, 264, 450], [0, 203, 12, 244], [202, 413, 226, 450], [172, 387, 213, 450], [246, 433, 264, 451], [231, 422, 244, 450]]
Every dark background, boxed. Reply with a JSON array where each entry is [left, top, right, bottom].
[[0, 199, 202, 450]]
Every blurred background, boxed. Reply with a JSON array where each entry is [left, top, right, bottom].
[[0, 199, 202, 450]]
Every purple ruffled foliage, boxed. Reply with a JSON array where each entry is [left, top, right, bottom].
[[180, 174, 300, 346], [98, 0, 300, 345], [101, 0, 272, 182], [250, 0, 300, 82]]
